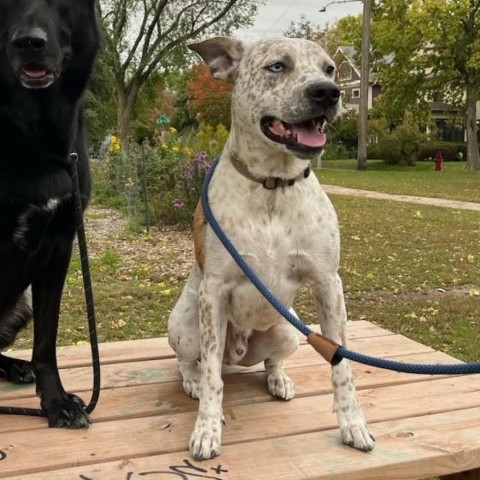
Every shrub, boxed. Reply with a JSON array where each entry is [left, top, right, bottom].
[[417, 141, 466, 162], [93, 131, 214, 227], [191, 123, 229, 157], [330, 109, 359, 152], [323, 143, 354, 160], [366, 117, 427, 166]]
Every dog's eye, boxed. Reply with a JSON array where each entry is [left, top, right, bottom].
[[326, 65, 335, 76], [266, 62, 285, 73]]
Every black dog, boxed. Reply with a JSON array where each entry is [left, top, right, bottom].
[[0, 0, 99, 427]]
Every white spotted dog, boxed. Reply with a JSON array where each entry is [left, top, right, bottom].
[[168, 36, 375, 461]]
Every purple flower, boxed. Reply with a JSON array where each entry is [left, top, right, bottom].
[[172, 198, 184, 209]]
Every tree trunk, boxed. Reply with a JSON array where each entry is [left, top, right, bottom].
[[117, 82, 140, 142], [465, 83, 480, 171]]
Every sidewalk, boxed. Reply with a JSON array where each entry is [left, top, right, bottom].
[[322, 185, 480, 212]]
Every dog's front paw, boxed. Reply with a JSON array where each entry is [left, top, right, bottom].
[[189, 418, 222, 461], [42, 393, 91, 429], [267, 369, 295, 400], [339, 413, 375, 452]]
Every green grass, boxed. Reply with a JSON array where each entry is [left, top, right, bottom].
[[11, 164, 480, 372], [316, 159, 480, 203], [293, 195, 480, 362]]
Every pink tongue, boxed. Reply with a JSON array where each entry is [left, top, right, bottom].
[[22, 68, 47, 78], [292, 125, 327, 148]]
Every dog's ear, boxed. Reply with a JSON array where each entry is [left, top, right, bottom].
[[188, 37, 244, 81]]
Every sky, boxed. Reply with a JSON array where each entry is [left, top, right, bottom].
[[234, 0, 364, 40]]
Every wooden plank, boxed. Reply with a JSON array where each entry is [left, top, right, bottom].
[[7, 320, 393, 368], [1, 375, 480, 478], [0, 350, 460, 433], [8, 406, 480, 480], [0, 332, 435, 402]]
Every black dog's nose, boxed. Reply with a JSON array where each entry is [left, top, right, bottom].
[[11, 27, 48, 52], [307, 80, 341, 107]]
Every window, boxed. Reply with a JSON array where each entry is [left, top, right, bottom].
[[352, 89, 360, 98], [338, 61, 352, 81]]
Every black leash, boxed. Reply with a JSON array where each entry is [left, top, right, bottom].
[[0, 153, 101, 417]]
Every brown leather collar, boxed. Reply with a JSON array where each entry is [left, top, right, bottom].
[[230, 156, 311, 190]]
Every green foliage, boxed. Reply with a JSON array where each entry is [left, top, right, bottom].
[[93, 124, 230, 226], [323, 143, 353, 160], [131, 72, 166, 142], [84, 42, 117, 147], [169, 70, 198, 132], [365, 115, 427, 165], [98, 0, 260, 140], [372, 0, 480, 169], [284, 14, 362, 55], [329, 109, 359, 154], [418, 141, 467, 162], [191, 123, 228, 157]]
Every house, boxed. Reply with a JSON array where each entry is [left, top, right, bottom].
[[333, 45, 473, 142], [332, 46, 382, 112]]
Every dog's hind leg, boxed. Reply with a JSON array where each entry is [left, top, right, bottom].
[[312, 274, 375, 452], [239, 317, 299, 400], [168, 263, 202, 399], [0, 288, 35, 383]]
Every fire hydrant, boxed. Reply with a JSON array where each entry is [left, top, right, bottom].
[[433, 151, 444, 171]]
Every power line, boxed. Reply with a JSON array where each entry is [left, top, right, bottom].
[[268, 0, 300, 31]]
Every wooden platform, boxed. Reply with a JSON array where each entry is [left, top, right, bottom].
[[1, 321, 480, 480]]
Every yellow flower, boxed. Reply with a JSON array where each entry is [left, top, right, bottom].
[[171, 146, 180, 152], [169, 126, 177, 134], [161, 144, 169, 150], [109, 135, 121, 152]]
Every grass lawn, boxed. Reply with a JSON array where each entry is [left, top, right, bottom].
[[11, 162, 480, 369], [316, 159, 480, 203], [295, 195, 480, 362]]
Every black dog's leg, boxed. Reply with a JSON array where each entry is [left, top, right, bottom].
[[0, 290, 35, 383], [0, 353, 34, 383], [31, 239, 90, 429]]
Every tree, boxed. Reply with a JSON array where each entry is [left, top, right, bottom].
[[187, 62, 232, 128], [98, 0, 259, 141], [84, 37, 118, 146], [285, 14, 362, 56], [373, 0, 480, 170]]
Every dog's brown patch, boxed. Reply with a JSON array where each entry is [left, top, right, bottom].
[[193, 201, 207, 272]]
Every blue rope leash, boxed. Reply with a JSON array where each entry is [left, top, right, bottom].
[[201, 157, 480, 375]]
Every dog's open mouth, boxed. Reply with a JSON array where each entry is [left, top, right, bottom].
[[19, 66, 56, 89], [261, 116, 328, 155]]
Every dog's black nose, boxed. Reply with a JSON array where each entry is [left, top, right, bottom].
[[11, 27, 48, 52], [307, 80, 341, 107]]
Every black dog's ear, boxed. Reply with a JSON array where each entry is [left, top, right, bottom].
[[189, 36, 244, 82]]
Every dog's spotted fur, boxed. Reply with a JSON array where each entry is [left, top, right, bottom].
[[168, 36, 374, 460]]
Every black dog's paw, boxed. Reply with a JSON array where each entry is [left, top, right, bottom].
[[0, 357, 35, 384], [43, 393, 91, 429]]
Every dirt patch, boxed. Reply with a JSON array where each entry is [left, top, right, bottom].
[[84, 207, 194, 281]]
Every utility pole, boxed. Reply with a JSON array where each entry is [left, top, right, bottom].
[[357, 0, 372, 170], [319, 0, 372, 170]]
